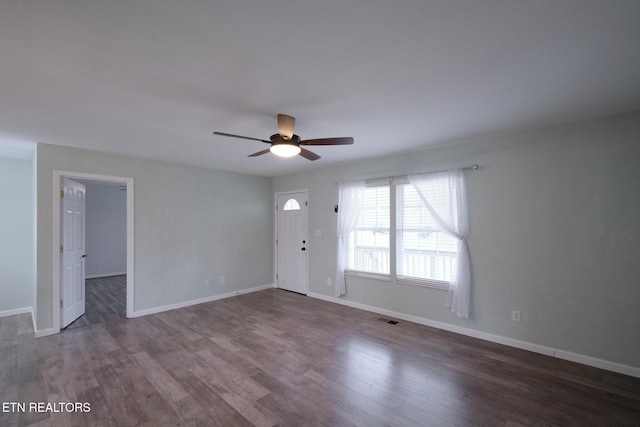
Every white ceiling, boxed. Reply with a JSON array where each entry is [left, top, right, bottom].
[[1, 0, 639, 177]]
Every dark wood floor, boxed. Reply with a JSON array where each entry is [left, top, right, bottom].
[[2, 289, 640, 426], [65, 275, 126, 330]]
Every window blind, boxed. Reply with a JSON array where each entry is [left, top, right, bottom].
[[345, 185, 390, 275]]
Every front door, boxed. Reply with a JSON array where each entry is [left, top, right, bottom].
[[276, 191, 308, 294], [61, 178, 86, 328]]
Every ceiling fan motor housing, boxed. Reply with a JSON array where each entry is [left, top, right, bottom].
[[270, 134, 301, 146]]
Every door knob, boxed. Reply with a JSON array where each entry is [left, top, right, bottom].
[[301, 247, 306, 251]]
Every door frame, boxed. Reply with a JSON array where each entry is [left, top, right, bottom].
[[52, 170, 134, 333], [274, 189, 309, 294]]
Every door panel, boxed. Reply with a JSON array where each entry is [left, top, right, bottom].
[[61, 178, 86, 328], [276, 191, 308, 294]]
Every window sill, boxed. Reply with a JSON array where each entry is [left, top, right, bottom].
[[344, 271, 449, 290], [345, 271, 391, 282]]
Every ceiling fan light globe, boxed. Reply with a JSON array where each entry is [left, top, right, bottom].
[[270, 144, 301, 158]]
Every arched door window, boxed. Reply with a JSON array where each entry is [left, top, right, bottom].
[[283, 199, 301, 211]]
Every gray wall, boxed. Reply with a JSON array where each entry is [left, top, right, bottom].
[[82, 182, 127, 278], [273, 111, 640, 369], [36, 144, 273, 330], [0, 156, 34, 312]]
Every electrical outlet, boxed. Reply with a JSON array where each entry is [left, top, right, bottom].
[[512, 310, 521, 322], [204, 279, 209, 286], [220, 276, 225, 284], [327, 277, 332, 286]]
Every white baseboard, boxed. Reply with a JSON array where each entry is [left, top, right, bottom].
[[0, 306, 32, 318], [0, 307, 63, 338], [308, 292, 640, 379], [85, 272, 127, 279], [34, 327, 57, 338], [132, 284, 274, 318], [18, 307, 58, 337], [553, 349, 640, 378]]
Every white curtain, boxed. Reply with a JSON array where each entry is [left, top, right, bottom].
[[408, 169, 471, 318], [335, 181, 365, 297]]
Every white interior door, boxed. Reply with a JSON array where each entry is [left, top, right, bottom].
[[276, 191, 308, 294], [61, 178, 86, 328]]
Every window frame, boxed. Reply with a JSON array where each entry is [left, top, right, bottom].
[[344, 177, 454, 291], [395, 180, 457, 289], [344, 182, 391, 277]]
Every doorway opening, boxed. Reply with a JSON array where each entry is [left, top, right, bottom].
[[52, 171, 134, 334], [67, 179, 127, 329]]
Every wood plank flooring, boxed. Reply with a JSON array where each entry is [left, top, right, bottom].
[[65, 276, 126, 329], [2, 288, 640, 426]]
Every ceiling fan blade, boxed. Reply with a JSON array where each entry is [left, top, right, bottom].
[[213, 131, 270, 144], [277, 114, 295, 140], [299, 148, 321, 161], [300, 137, 354, 146], [248, 148, 272, 157]]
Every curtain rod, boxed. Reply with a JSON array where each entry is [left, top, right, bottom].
[[393, 163, 480, 179], [335, 164, 480, 186]]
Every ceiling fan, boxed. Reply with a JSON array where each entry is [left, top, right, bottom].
[[213, 114, 354, 161]]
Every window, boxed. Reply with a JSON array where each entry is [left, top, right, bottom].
[[283, 198, 301, 211], [345, 185, 390, 275], [396, 183, 458, 283], [343, 178, 460, 285]]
